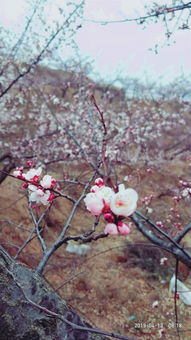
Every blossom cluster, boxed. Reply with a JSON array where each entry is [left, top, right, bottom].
[[179, 179, 191, 199], [2, 73, 189, 170], [13, 166, 57, 206], [84, 178, 138, 236]]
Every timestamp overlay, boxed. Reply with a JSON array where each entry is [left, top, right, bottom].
[[134, 322, 182, 329]]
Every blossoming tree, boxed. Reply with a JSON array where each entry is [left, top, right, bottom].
[[1, 1, 191, 338]]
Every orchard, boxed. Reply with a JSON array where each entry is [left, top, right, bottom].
[[0, 1, 191, 339]]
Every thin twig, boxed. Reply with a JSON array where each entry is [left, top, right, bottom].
[[90, 95, 109, 178], [83, 2, 191, 25], [35, 171, 98, 274], [28, 203, 48, 252], [0, 2, 84, 98], [175, 222, 191, 243], [6, 263, 136, 340], [14, 226, 36, 260], [22, 293, 137, 340], [174, 260, 181, 340], [55, 270, 86, 292]]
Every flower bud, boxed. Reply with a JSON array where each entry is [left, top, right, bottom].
[[104, 213, 114, 223], [95, 178, 104, 186], [104, 223, 118, 235], [27, 161, 33, 167], [118, 221, 131, 235], [48, 193, 55, 202], [22, 182, 29, 189]]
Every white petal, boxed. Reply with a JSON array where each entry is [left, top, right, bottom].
[[28, 184, 37, 191], [29, 192, 38, 202]]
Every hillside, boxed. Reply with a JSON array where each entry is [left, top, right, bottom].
[[1, 65, 191, 339]]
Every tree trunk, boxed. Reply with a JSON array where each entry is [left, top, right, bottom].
[[0, 246, 107, 340], [0, 153, 15, 184]]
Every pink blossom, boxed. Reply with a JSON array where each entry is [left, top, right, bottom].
[[40, 175, 52, 188], [13, 168, 25, 179], [84, 192, 104, 216], [25, 167, 42, 181], [156, 221, 164, 228], [13, 169, 23, 178], [147, 168, 154, 174], [90, 185, 100, 193], [28, 185, 50, 205], [118, 221, 130, 235], [104, 223, 118, 235], [84, 186, 114, 216], [40, 175, 57, 189], [98, 186, 114, 204], [110, 184, 138, 217]]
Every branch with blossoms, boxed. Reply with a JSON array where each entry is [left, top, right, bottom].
[[10, 164, 105, 273], [6, 151, 191, 340], [84, 178, 138, 236], [5, 94, 191, 276], [64, 129, 103, 177], [82, 176, 191, 270], [10, 151, 191, 275], [10, 161, 139, 274]]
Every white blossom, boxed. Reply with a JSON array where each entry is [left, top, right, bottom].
[[29, 186, 50, 205], [110, 184, 138, 217], [25, 167, 42, 181]]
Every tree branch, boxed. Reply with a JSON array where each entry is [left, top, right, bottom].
[[84, 2, 191, 25], [0, 2, 84, 98], [35, 171, 97, 274], [130, 213, 191, 269]]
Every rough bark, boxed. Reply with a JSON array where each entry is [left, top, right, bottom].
[[0, 153, 15, 184], [0, 246, 107, 340]]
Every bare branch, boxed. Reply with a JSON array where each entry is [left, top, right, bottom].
[[175, 221, 191, 243], [174, 260, 181, 340], [84, 2, 191, 25], [35, 171, 98, 274], [14, 226, 36, 260], [130, 213, 191, 269], [0, 2, 84, 98], [28, 203, 48, 253], [22, 293, 137, 340]]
